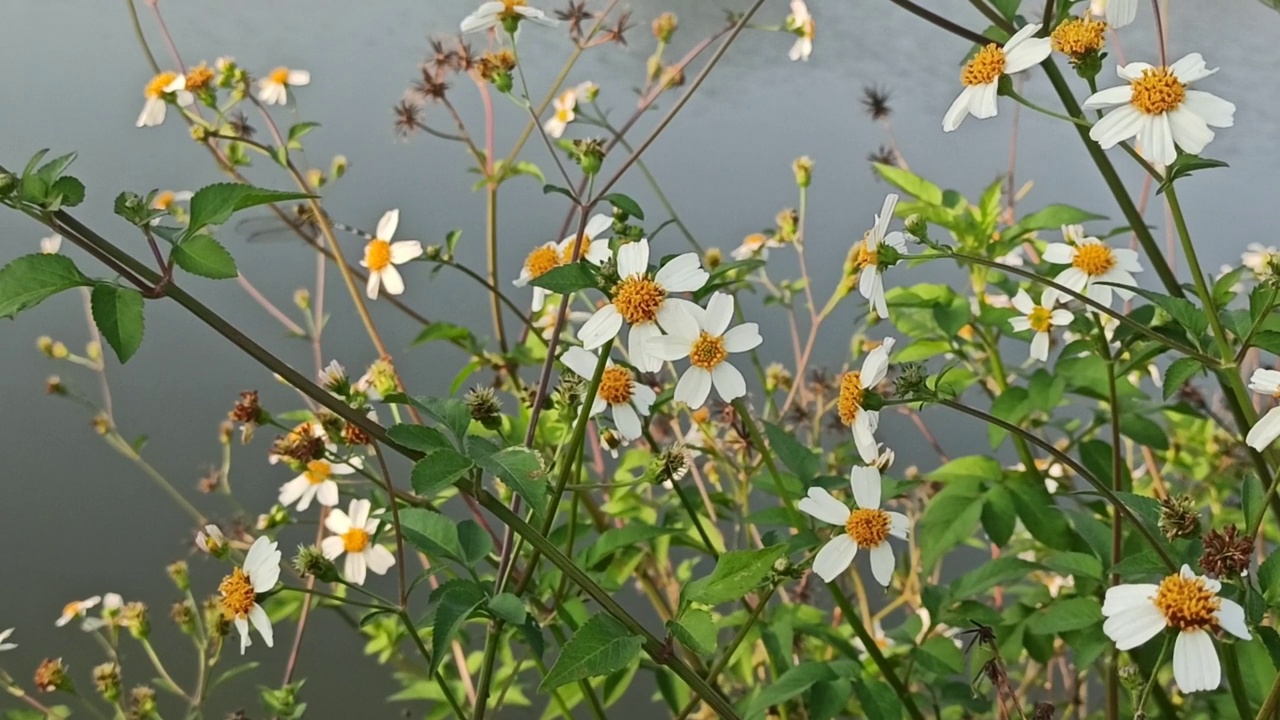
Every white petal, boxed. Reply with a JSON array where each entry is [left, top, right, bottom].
[[1011, 289, 1035, 314], [251, 554, 282, 594], [1246, 407, 1280, 451], [1082, 84, 1135, 110], [560, 346, 599, 380], [702, 292, 734, 336], [869, 543, 896, 587], [244, 536, 275, 576], [872, 194, 898, 245], [365, 545, 397, 575], [583, 239, 612, 266], [647, 335, 693, 362], [1030, 331, 1050, 362], [344, 553, 368, 586], [1050, 309, 1073, 325], [365, 270, 381, 300], [278, 476, 311, 507], [137, 99, 165, 127], [1182, 91, 1235, 128], [860, 342, 892, 387], [349, 499, 371, 528], [628, 322, 663, 373], [887, 511, 911, 540], [1249, 369, 1280, 395], [287, 70, 311, 86], [1106, 0, 1137, 27], [376, 209, 399, 241], [722, 323, 763, 353], [1116, 61, 1156, 82], [248, 604, 274, 648], [1167, 108, 1215, 156], [390, 241, 423, 264], [1010, 317, 1032, 332], [942, 87, 974, 133], [1102, 602, 1166, 650], [320, 536, 346, 559], [1001, 23, 1041, 53], [1089, 105, 1145, 149], [799, 487, 852, 525], [711, 362, 746, 402], [1003, 36, 1051, 75], [315, 480, 340, 507], [1216, 599, 1251, 640], [630, 384, 656, 416], [849, 465, 882, 509], [582, 214, 613, 240], [1139, 112, 1177, 166], [813, 535, 858, 582], [1172, 630, 1220, 693], [590, 397, 607, 416], [577, 305, 623, 349], [1041, 244, 1077, 264], [655, 300, 701, 341], [379, 266, 405, 296], [616, 238, 650, 278], [235, 616, 251, 653], [613, 403, 642, 440], [852, 414, 879, 464], [1169, 53, 1217, 84], [675, 367, 713, 409], [1054, 267, 1089, 293], [325, 508, 352, 535], [970, 82, 999, 120], [1112, 248, 1143, 272], [654, 253, 709, 292]]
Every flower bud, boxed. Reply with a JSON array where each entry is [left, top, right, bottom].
[[91, 414, 112, 435], [571, 139, 605, 176], [293, 288, 311, 311], [166, 561, 190, 592], [703, 247, 723, 271], [190, 125, 210, 143], [93, 662, 121, 703], [652, 12, 678, 42], [293, 544, 340, 583], [196, 524, 228, 557], [36, 336, 55, 356], [792, 156, 813, 188], [775, 208, 799, 243], [257, 504, 290, 531], [330, 155, 349, 179], [34, 658, 71, 693], [130, 686, 158, 718], [659, 65, 684, 89], [465, 386, 504, 430], [306, 168, 325, 189], [46, 375, 66, 395], [765, 363, 793, 393], [171, 600, 199, 636], [0, 171, 17, 197], [85, 340, 102, 362], [121, 602, 149, 640], [50, 341, 69, 359], [904, 213, 928, 240]]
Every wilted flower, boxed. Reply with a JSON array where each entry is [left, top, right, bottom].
[[34, 658, 70, 692], [93, 662, 121, 702], [1200, 524, 1252, 577]]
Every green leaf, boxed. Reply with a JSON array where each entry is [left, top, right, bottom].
[[50, 176, 86, 208], [980, 484, 1017, 546], [602, 193, 644, 220], [1025, 596, 1102, 635], [1013, 204, 1105, 232], [1121, 286, 1209, 339], [918, 482, 985, 569], [399, 509, 464, 563], [90, 282, 145, 363], [1159, 154, 1229, 191], [186, 182, 313, 236], [931, 455, 1001, 484], [584, 524, 678, 567], [667, 608, 716, 656], [539, 614, 643, 692], [412, 322, 478, 350], [1009, 481, 1076, 551], [286, 122, 321, 148], [1250, 331, 1280, 356], [389, 424, 453, 454], [1112, 550, 1171, 579], [1119, 413, 1169, 451], [852, 679, 903, 720], [1245, 474, 1267, 538], [1043, 551, 1105, 583], [529, 262, 597, 294], [420, 396, 473, 442], [0, 254, 92, 319], [872, 163, 943, 205], [410, 448, 474, 496], [542, 183, 576, 201], [988, 387, 1031, 449], [684, 545, 786, 606], [764, 421, 819, 481], [1163, 357, 1205, 400], [949, 556, 1041, 600], [171, 235, 238, 279], [743, 662, 837, 720], [487, 593, 527, 625], [476, 447, 548, 523], [809, 680, 854, 720], [429, 579, 486, 674], [457, 520, 493, 564], [209, 661, 260, 690]]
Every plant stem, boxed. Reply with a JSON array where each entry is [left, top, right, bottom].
[[1223, 642, 1255, 719], [674, 584, 777, 720], [828, 582, 926, 720]]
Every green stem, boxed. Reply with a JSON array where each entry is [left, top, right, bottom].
[[139, 637, 189, 700], [104, 433, 206, 524], [731, 398, 798, 514], [1135, 632, 1172, 713], [1005, 88, 1092, 127], [398, 610, 467, 720], [1098, 313, 1123, 720], [674, 584, 777, 720], [828, 582, 926, 720], [1255, 670, 1280, 720], [672, 480, 719, 557], [1223, 643, 1255, 719]]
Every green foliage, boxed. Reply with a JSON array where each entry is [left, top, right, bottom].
[[0, 253, 92, 319], [90, 282, 145, 362], [184, 183, 312, 238], [602, 192, 644, 220], [410, 448, 474, 496], [684, 545, 786, 606], [171, 235, 239, 279], [667, 608, 717, 656], [429, 579, 486, 674], [529, 262, 597, 294], [476, 446, 549, 522], [539, 614, 643, 692]]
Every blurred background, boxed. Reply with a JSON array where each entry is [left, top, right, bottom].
[[2, 0, 1277, 716]]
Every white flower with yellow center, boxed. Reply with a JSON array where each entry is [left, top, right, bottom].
[[360, 209, 423, 300], [1090, 0, 1137, 29], [1042, 226, 1141, 307], [543, 82, 596, 139], [646, 292, 762, 409], [732, 232, 782, 261], [136, 71, 193, 128], [461, 0, 558, 33], [1243, 243, 1278, 279], [218, 536, 281, 654], [1084, 54, 1235, 166], [196, 524, 227, 555], [561, 346, 657, 441], [800, 465, 911, 586], [40, 235, 62, 254], [853, 194, 908, 319], [1009, 289, 1072, 362], [149, 189, 194, 226], [942, 24, 1052, 132], [514, 214, 613, 311], [1245, 369, 1280, 451], [256, 67, 311, 106], [578, 238, 709, 373], [836, 338, 895, 463], [321, 499, 395, 586], [0, 628, 15, 652], [278, 455, 360, 511], [1103, 565, 1250, 693], [55, 596, 101, 627], [785, 0, 815, 62]]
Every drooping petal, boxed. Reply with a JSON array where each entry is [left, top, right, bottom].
[[577, 305, 623, 349], [378, 266, 405, 296], [849, 465, 882, 509], [868, 543, 896, 587], [852, 414, 879, 464], [287, 70, 311, 86], [1246, 407, 1280, 451], [248, 604, 274, 648], [376, 209, 400, 241], [799, 487, 852, 526], [812, 535, 858, 582], [235, 616, 251, 653], [674, 367, 713, 409], [860, 340, 893, 387], [1030, 331, 1050, 362], [344, 552, 368, 586], [1172, 629, 1220, 693], [616, 238, 650, 278], [942, 87, 975, 133], [711, 362, 747, 402], [630, 384, 657, 416]]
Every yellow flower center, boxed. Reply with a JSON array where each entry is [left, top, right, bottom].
[[305, 460, 332, 485], [845, 508, 891, 548], [185, 63, 215, 91], [837, 371, 864, 426], [612, 276, 666, 324], [597, 366, 635, 405], [268, 67, 291, 85], [364, 239, 392, 272], [742, 233, 767, 252], [524, 245, 561, 278], [1072, 243, 1116, 276], [560, 235, 592, 264], [342, 528, 370, 553], [852, 238, 880, 271], [1130, 67, 1186, 115], [1153, 573, 1220, 631], [961, 44, 1006, 86], [152, 191, 176, 210], [145, 72, 179, 99], [1028, 306, 1053, 333], [1051, 17, 1107, 58], [62, 601, 84, 618], [218, 568, 257, 619], [500, 0, 528, 18], [689, 332, 727, 370]]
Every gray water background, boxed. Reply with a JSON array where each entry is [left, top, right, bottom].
[[2, 0, 1279, 716]]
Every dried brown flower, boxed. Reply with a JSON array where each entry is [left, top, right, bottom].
[[35, 658, 69, 692], [229, 390, 262, 425], [862, 85, 892, 121], [1201, 523, 1252, 577], [555, 1, 595, 38], [1158, 494, 1201, 540]]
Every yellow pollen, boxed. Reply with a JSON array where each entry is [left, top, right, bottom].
[[364, 239, 392, 272], [555, 107, 572, 123], [185, 63, 215, 91], [1130, 67, 1186, 115], [597, 366, 635, 405], [689, 332, 728, 370], [501, 0, 529, 18], [305, 460, 332, 485], [1153, 573, 1220, 631], [560, 235, 591, 264], [268, 67, 291, 85], [853, 238, 878, 270], [342, 528, 370, 553], [1071, 243, 1116, 276], [612, 276, 666, 324], [1028, 306, 1053, 333], [961, 44, 1006, 86], [152, 191, 176, 210], [524, 245, 561, 278], [1051, 18, 1107, 58], [845, 508, 891, 547], [145, 72, 179, 99], [218, 568, 257, 619], [837, 371, 864, 426], [62, 601, 83, 618]]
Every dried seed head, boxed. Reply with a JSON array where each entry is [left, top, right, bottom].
[[93, 662, 122, 702], [861, 85, 892, 120], [229, 390, 263, 425], [34, 658, 70, 693], [465, 386, 504, 430], [1158, 494, 1201, 541], [1200, 523, 1252, 577]]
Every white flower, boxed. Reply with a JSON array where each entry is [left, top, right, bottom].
[[1102, 565, 1250, 693], [256, 67, 311, 106], [321, 499, 395, 586], [80, 593, 125, 632], [461, 0, 558, 33], [1009, 289, 1073, 362], [196, 524, 227, 555], [560, 346, 657, 441], [577, 238, 709, 373], [136, 72, 193, 128], [360, 210, 422, 299], [533, 301, 594, 341], [40, 235, 62, 254], [55, 596, 101, 627], [731, 232, 782, 261], [219, 536, 281, 654], [278, 455, 360, 511], [1042, 226, 1142, 307], [837, 339, 895, 463], [149, 189, 194, 225], [0, 628, 15, 652], [1242, 243, 1277, 279], [1090, 0, 1137, 29], [785, 0, 815, 62], [1084, 53, 1235, 166], [853, 194, 909, 319], [799, 465, 911, 586], [514, 214, 613, 311], [543, 82, 595, 139], [1245, 369, 1280, 451], [943, 24, 1052, 132], [646, 292, 762, 409]]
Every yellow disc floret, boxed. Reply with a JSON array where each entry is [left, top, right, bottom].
[[1051, 17, 1107, 59], [364, 239, 392, 272], [1072, 243, 1117, 276], [1153, 572, 1220, 631], [961, 44, 1006, 86], [612, 276, 666, 324], [853, 238, 879, 270], [268, 67, 292, 85], [597, 366, 635, 405], [145, 72, 180, 99], [524, 245, 560, 278], [845, 508, 891, 548], [689, 332, 728, 370], [304, 460, 332, 485], [837, 371, 864, 426], [342, 528, 370, 553], [1130, 67, 1186, 115], [1028, 306, 1053, 332], [218, 568, 257, 619]]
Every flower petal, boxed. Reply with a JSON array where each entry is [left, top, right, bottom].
[[1102, 602, 1166, 650], [1011, 289, 1035, 314], [1169, 53, 1217, 84], [887, 511, 911, 540], [799, 487, 852, 526], [1089, 105, 1146, 149], [1216, 599, 1251, 640], [1103, 583, 1159, 615], [1030, 331, 1050, 362], [1246, 407, 1280, 451], [868, 543, 896, 587], [675, 367, 713, 409], [613, 403, 642, 440], [812, 535, 858, 582], [1182, 90, 1235, 128], [390, 241, 423, 264], [702, 292, 734, 336], [1172, 629, 1220, 693], [560, 346, 599, 380], [379, 265, 405, 296], [616, 238, 650, 278], [376, 209, 400, 241], [365, 545, 397, 575], [320, 536, 345, 559], [656, 299, 701, 341], [849, 465, 882, 509], [711, 362, 746, 402], [647, 335, 693, 362], [1082, 84, 1135, 111], [722, 323, 763, 353], [655, 253, 709, 292], [577, 305, 623, 349], [248, 603, 274, 647], [943, 87, 974, 133], [1167, 107, 1215, 156], [1004, 36, 1051, 75]]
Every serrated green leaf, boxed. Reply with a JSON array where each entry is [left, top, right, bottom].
[[419, 396, 472, 442], [602, 192, 644, 220], [90, 282, 145, 362], [918, 483, 985, 570], [1250, 331, 1280, 356], [412, 321, 478, 350], [1119, 413, 1169, 450], [487, 593, 526, 625], [685, 545, 785, 606], [539, 614, 643, 692], [930, 455, 1000, 484], [186, 182, 313, 236], [1119, 285, 1209, 339], [429, 579, 486, 674], [399, 509, 464, 563], [1163, 357, 1204, 399], [872, 163, 943, 205], [171, 235, 238, 279], [949, 556, 1040, 600], [389, 424, 453, 454], [529, 262, 597, 294], [457, 520, 492, 564], [410, 448, 474, 496], [764, 421, 818, 481], [1025, 596, 1102, 634], [476, 447, 548, 522], [50, 176, 86, 208], [980, 483, 1017, 546], [667, 608, 716, 656], [1013, 204, 1105, 232], [0, 253, 92, 319]]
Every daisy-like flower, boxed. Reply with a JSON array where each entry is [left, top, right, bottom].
[[514, 214, 613, 311], [799, 464, 911, 586], [731, 232, 782, 261], [942, 24, 1052, 132], [81, 594, 124, 632], [218, 536, 281, 654], [0, 628, 15, 652], [256, 67, 311, 106], [1009, 289, 1073, 362], [56, 596, 101, 627], [196, 524, 227, 555], [1090, 0, 1137, 29], [646, 292, 762, 409], [321, 499, 395, 586], [836, 339, 895, 463], [560, 346, 657, 440], [1245, 369, 1280, 451], [1084, 53, 1235, 166], [360, 209, 422, 300], [149, 190, 193, 225], [577, 238, 709, 373], [39, 235, 62, 254], [136, 71, 193, 128], [785, 0, 815, 62], [461, 0, 559, 33], [543, 81, 596, 139], [278, 455, 360, 511], [1042, 225, 1142, 307], [1242, 244, 1278, 280], [851, 194, 908, 319], [1102, 564, 1250, 693]]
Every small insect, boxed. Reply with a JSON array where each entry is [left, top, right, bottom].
[[957, 620, 997, 654]]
